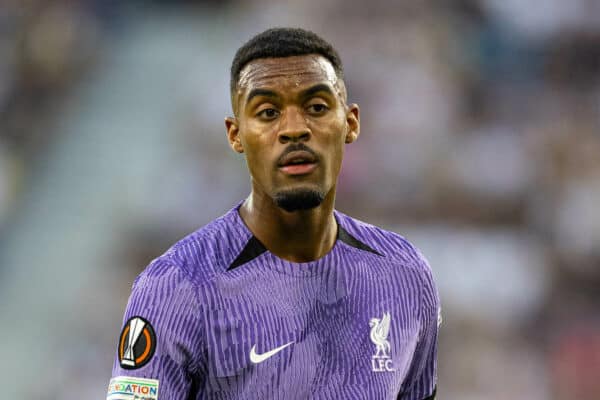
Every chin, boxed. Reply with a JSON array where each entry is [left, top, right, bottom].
[[273, 187, 325, 212]]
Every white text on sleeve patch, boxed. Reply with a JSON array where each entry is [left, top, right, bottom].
[[107, 376, 159, 400]]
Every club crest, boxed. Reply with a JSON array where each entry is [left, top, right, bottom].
[[369, 312, 394, 372]]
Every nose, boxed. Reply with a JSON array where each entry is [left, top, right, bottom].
[[277, 106, 311, 144]]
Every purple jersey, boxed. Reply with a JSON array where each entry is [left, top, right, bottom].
[[107, 202, 440, 400]]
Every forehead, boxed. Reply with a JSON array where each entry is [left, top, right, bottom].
[[237, 54, 339, 98]]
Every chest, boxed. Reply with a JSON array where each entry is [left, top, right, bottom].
[[201, 264, 421, 398]]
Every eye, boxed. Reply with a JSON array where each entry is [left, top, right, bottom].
[[256, 108, 279, 120], [307, 103, 329, 115]]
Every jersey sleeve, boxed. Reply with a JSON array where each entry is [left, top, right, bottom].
[[398, 257, 440, 400], [106, 258, 206, 400]]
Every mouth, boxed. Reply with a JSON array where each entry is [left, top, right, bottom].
[[277, 150, 318, 176]]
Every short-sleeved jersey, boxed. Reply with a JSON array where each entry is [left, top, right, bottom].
[[107, 202, 440, 400]]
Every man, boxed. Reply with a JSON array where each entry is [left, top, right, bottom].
[[107, 27, 440, 400]]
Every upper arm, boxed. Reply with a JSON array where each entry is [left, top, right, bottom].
[[398, 257, 440, 400], [107, 259, 206, 400]]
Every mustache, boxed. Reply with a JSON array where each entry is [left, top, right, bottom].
[[276, 143, 320, 164]]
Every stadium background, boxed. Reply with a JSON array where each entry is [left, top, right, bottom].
[[0, 0, 599, 398]]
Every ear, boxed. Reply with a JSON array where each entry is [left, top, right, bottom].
[[225, 117, 243, 153], [345, 103, 360, 144]]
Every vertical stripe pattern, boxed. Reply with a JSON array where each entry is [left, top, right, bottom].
[[109, 203, 440, 400]]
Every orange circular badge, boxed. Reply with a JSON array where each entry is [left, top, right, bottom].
[[118, 316, 156, 370]]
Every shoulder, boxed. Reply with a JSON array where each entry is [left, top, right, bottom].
[[143, 204, 251, 287], [337, 212, 439, 313], [335, 210, 434, 278], [336, 211, 427, 264]]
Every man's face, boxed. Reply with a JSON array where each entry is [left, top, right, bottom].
[[226, 54, 360, 212]]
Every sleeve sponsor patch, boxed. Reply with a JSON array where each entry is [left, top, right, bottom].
[[118, 316, 156, 369], [107, 376, 159, 400]]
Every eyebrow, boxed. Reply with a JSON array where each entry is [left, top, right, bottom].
[[246, 88, 278, 104], [300, 83, 335, 99], [245, 84, 336, 105]]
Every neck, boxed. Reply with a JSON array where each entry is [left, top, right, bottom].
[[238, 188, 338, 263]]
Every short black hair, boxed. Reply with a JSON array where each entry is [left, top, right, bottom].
[[230, 27, 344, 97]]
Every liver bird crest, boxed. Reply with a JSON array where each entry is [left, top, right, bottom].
[[369, 312, 391, 358]]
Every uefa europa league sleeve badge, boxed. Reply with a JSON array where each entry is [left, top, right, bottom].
[[118, 316, 157, 369]]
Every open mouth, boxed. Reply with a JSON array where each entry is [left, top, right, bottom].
[[278, 150, 318, 176]]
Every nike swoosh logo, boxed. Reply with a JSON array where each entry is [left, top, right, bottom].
[[249, 341, 294, 364]]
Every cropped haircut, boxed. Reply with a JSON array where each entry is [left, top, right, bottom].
[[230, 27, 344, 99]]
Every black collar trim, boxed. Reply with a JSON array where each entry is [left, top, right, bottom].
[[337, 225, 384, 257], [227, 223, 383, 271], [228, 236, 267, 270]]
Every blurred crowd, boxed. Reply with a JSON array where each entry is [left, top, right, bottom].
[[0, 0, 599, 399], [0, 0, 102, 228]]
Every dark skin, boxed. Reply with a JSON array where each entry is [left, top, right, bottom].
[[225, 54, 360, 262]]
